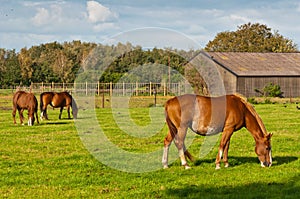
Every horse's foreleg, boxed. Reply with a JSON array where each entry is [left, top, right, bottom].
[[67, 106, 71, 119], [162, 131, 174, 169], [59, 107, 63, 119], [215, 128, 234, 169], [223, 141, 231, 168]]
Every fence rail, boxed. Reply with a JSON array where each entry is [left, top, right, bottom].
[[25, 82, 193, 96]]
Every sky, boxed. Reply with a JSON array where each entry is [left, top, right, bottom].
[[1, 0, 300, 51]]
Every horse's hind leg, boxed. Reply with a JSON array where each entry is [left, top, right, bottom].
[[12, 107, 17, 124], [40, 107, 48, 120], [162, 131, 174, 169], [174, 127, 190, 169]]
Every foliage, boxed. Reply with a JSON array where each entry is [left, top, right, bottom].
[[0, 94, 299, 198], [255, 82, 283, 97], [0, 49, 21, 88], [0, 42, 203, 89], [205, 22, 298, 52]]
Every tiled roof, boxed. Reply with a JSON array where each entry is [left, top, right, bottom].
[[205, 52, 300, 76]]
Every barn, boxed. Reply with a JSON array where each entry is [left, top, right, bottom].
[[203, 52, 300, 97]]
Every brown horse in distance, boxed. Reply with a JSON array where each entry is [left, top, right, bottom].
[[12, 91, 39, 126], [162, 94, 272, 169], [40, 91, 78, 120]]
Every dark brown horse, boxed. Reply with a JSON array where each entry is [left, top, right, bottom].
[[12, 91, 39, 126], [40, 91, 78, 120], [162, 94, 272, 169]]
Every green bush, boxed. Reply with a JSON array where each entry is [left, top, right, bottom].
[[255, 83, 283, 97]]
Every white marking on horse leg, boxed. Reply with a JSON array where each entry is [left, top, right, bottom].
[[178, 148, 190, 169], [260, 161, 265, 167], [216, 149, 223, 169], [162, 146, 169, 169], [40, 111, 44, 120]]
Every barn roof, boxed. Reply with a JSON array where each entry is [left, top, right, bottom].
[[205, 52, 300, 76]]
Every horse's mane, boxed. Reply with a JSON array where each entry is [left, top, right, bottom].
[[233, 93, 268, 135]]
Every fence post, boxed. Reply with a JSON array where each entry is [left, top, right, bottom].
[[149, 82, 152, 96], [85, 82, 88, 96], [73, 81, 76, 94], [110, 82, 113, 97], [41, 82, 44, 93], [135, 82, 138, 96], [123, 82, 125, 96], [97, 81, 100, 96], [163, 82, 166, 96]]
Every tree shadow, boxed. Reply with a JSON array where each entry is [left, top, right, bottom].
[[194, 156, 298, 167], [165, 175, 300, 199]]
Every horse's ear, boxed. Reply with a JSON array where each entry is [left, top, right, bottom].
[[267, 133, 273, 140]]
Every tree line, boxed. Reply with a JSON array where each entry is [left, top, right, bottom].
[[0, 23, 298, 88]]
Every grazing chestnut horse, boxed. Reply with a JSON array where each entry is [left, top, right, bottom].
[[162, 94, 272, 169], [40, 91, 78, 120], [12, 91, 39, 126]]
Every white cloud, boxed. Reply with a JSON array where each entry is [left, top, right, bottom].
[[86, 1, 118, 23], [31, 7, 50, 26], [31, 4, 64, 26]]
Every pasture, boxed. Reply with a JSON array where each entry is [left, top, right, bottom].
[[0, 92, 299, 198]]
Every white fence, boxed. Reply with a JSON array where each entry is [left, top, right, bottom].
[[28, 82, 193, 96]]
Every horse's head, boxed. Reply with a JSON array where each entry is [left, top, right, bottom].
[[27, 109, 35, 126], [255, 133, 272, 167], [72, 108, 78, 119], [72, 99, 78, 119]]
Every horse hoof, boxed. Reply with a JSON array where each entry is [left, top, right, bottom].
[[185, 165, 191, 170], [163, 165, 169, 169], [225, 163, 229, 168], [215, 165, 221, 170]]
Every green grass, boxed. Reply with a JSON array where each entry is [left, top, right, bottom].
[[0, 95, 299, 198]]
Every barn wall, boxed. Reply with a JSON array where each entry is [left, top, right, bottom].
[[216, 65, 237, 94], [237, 77, 300, 97]]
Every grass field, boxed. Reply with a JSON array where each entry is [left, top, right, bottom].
[[0, 94, 299, 198]]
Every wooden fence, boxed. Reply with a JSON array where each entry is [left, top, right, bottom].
[[27, 82, 193, 96]]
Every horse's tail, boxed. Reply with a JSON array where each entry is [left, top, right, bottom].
[[165, 105, 194, 162], [165, 112, 177, 141]]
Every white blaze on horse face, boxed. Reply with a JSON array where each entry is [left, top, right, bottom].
[[28, 117, 32, 126], [269, 149, 272, 166]]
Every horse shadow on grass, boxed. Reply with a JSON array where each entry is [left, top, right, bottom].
[[194, 156, 298, 167], [165, 175, 300, 199], [39, 120, 71, 125]]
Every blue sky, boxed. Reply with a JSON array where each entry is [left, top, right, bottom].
[[1, 0, 300, 51]]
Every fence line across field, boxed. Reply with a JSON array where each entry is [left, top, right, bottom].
[[29, 82, 193, 96]]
